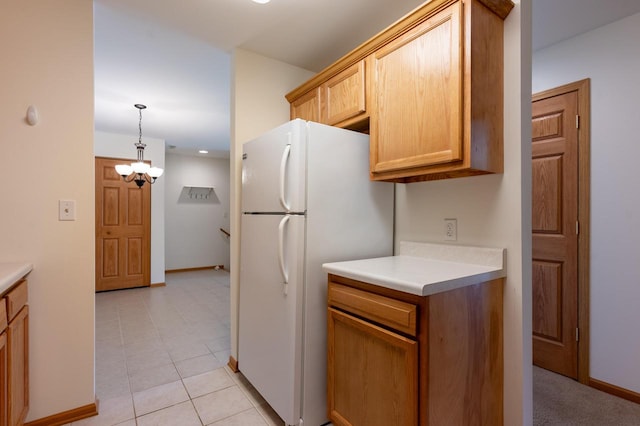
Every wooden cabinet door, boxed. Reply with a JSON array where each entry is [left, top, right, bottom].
[[95, 157, 151, 291], [327, 308, 418, 426], [7, 307, 28, 426], [290, 88, 320, 122], [322, 60, 367, 126], [370, 1, 462, 176], [0, 330, 7, 426]]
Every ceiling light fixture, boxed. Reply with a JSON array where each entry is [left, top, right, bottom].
[[115, 104, 164, 188], [199, 150, 209, 154], [252, 0, 270, 4]]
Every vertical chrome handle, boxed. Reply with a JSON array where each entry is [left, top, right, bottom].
[[278, 215, 290, 293], [279, 136, 292, 212]]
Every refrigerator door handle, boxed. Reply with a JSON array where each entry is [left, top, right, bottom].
[[278, 214, 290, 294], [279, 139, 292, 212]]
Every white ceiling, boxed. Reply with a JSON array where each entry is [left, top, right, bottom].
[[93, 0, 640, 157]]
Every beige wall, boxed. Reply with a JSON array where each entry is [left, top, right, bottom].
[[393, 1, 532, 424], [229, 49, 314, 360], [0, 0, 95, 421]]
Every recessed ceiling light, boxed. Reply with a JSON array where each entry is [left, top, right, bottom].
[[199, 150, 209, 154], [252, 0, 270, 4]]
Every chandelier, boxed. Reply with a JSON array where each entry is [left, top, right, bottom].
[[115, 104, 164, 188]]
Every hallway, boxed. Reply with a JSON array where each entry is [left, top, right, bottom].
[[72, 269, 281, 425]]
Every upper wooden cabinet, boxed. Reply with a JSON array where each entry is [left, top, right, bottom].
[[286, 0, 513, 183], [321, 60, 368, 127], [291, 61, 368, 129], [290, 87, 320, 123], [370, 2, 463, 178]]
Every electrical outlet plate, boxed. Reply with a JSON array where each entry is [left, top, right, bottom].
[[444, 218, 457, 241], [59, 200, 76, 221]]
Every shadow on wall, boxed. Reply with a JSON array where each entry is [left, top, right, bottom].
[[178, 186, 220, 204]]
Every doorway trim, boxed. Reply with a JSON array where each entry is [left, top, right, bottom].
[[532, 78, 590, 384]]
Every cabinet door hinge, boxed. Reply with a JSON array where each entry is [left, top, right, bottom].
[[576, 220, 579, 235], [576, 327, 580, 342], [576, 115, 580, 129]]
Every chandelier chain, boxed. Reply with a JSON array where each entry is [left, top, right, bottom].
[[138, 107, 142, 144]]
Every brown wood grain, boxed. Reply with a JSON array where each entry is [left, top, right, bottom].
[[322, 60, 367, 125], [0, 298, 7, 332], [328, 307, 418, 426], [0, 330, 7, 426], [24, 401, 98, 426], [8, 305, 28, 426], [285, 0, 513, 102], [533, 78, 591, 384], [370, 1, 463, 175], [95, 157, 151, 292], [286, 0, 511, 183], [5, 280, 27, 322], [327, 274, 503, 425], [227, 356, 239, 373], [531, 89, 579, 379], [290, 87, 320, 122], [589, 378, 640, 405], [328, 282, 417, 336], [427, 280, 503, 425]]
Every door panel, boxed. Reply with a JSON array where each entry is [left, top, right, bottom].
[[95, 157, 151, 292], [238, 213, 305, 426], [371, 1, 462, 173], [531, 91, 579, 379], [327, 307, 418, 426]]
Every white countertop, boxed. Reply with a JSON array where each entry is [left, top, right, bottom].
[[322, 241, 506, 296], [0, 263, 33, 295]]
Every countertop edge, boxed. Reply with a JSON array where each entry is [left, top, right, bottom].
[[0, 263, 34, 295], [324, 263, 505, 296]]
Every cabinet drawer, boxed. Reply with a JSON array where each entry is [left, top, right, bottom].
[[328, 282, 416, 336], [6, 280, 27, 321], [0, 298, 6, 331]]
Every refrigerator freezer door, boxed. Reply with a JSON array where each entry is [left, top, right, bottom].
[[239, 213, 305, 425], [242, 120, 306, 213]]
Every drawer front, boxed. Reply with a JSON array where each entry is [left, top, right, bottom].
[[328, 282, 417, 336], [0, 298, 6, 330], [6, 280, 27, 321]]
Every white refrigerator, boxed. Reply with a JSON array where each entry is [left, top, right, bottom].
[[239, 119, 394, 426]]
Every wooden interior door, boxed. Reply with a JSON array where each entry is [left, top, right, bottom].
[[95, 157, 151, 292], [531, 91, 579, 379]]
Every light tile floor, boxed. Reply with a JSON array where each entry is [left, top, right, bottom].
[[69, 269, 283, 426]]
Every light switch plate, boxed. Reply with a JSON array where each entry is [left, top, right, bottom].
[[59, 200, 76, 221]]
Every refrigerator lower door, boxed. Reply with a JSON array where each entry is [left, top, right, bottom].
[[239, 213, 305, 425]]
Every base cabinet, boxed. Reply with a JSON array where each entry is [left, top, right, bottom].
[[0, 330, 7, 426], [1, 280, 29, 426], [328, 308, 418, 426], [327, 275, 503, 426]]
